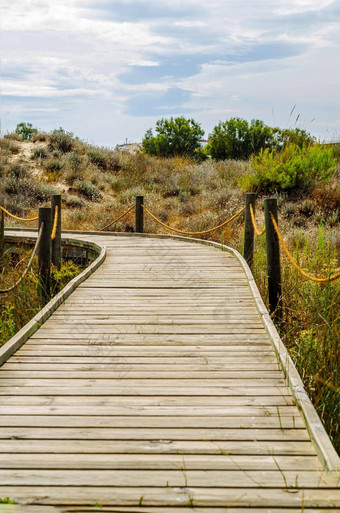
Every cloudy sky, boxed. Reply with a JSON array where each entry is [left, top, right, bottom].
[[1, 0, 339, 147]]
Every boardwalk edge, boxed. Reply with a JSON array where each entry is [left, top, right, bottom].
[[0, 236, 106, 368]]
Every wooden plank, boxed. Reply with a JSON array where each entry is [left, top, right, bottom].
[[0, 453, 320, 470], [0, 395, 295, 406], [0, 440, 317, 455], [0, 427, 311, 440], [0, 385, 291, 396], [0, 469, 338, 488], [0, 415, 305, 429], [0, 486, 339, 507]]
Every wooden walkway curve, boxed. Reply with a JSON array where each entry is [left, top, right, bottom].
[[0, 230, 339, 512]]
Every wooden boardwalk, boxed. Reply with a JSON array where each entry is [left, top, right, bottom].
[[0, 232, 339, 512]]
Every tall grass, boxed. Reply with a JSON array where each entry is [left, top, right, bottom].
[[249, 227, 340, 452], [0, 245, 85, 347]]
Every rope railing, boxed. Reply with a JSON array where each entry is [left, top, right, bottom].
[[0, 205, 38, 222], [270, 213, 340, 283], [0, 223, 44, 294], [249, 204, 266, 237], [142, 205, 245, 236], [51, 205, 59, 241], [99, 205, 135, 232]]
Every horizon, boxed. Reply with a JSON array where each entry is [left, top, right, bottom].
[[1, 0, 340, 147]]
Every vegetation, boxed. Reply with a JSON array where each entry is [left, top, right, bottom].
[[0, 252, 85, 347], [142, 117, 205, 160], [207, 118, 316, 160], [240, 143, 336, 192], [15, 122, 36, 141], [0, 125, 339, 452]]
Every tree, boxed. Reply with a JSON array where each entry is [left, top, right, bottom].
[[207, 118, 275, 161], [142, 117, 205, 160], [15, 122, 36, 141], [207, 118, 316, 161]]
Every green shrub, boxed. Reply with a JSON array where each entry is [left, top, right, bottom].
[[87, 148, 107, 169], [74, 179, 101, 201], [239, 143, 336, 192], [48, 129, 73, 153], [6, 164, 28, 179], [63, 193, 87, 209], [45, 159, 63, 173], [31, 146, 48, 159]]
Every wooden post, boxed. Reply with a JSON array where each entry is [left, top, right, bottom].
[[51, 194, 61, 269], [0, 210, 4, 273], [135, 195, 144, 233], [264, 198, 282, 321], [243, 192, 256, 268], [38, 207, 52, 305]]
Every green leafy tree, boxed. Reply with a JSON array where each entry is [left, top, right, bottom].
[[207, 118, 316, 161], [15, 122, 36, 141], [142, 117, 205, 160], [207, 118, 275, 160]]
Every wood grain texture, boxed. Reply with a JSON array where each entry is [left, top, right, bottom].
[[1, 232, 339, 509]]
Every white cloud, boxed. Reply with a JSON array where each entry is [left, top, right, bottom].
[[1, 0, 339, 143]]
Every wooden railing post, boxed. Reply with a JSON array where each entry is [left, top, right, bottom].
[[38, 207, 52, 305], [243, 192, 256, 268], [135, 195, 144, 233], [264, 198, 282, 321], [51, 194, 62, 269]]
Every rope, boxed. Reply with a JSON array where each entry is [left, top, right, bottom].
[[0, 223, 44, 294], [99, 205, 135, 231], [0, 204, 38, 222], [249, 204, 266, 237], [142, 205, 245, 236], [51, 205, 59, 240], [270, 213, 340, 283]]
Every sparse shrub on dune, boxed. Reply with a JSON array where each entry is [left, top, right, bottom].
[[48, 129, 74, 153], [74, 179, 101, 201], [0, 139, 20, 155], [31, 146, 48, 160]]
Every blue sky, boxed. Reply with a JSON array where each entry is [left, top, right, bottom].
[[1, 0, 339, 147]]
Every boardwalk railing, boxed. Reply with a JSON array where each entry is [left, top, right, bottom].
[[1, 192, 339, 311]]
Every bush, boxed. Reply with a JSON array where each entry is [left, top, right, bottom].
[[0, 139, 20, 154], [6, 164, 28, 179], [31, 146, 48, 159], [239, 143, 336, 192], [32, 132, 47, 142], [74, 179, 101, 201], [63, 193, 87, 209], [87, 148, 107, 169], [48, 129, 73, 153], [4, 133, 22, 141], [45, 159, 63, 173]]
